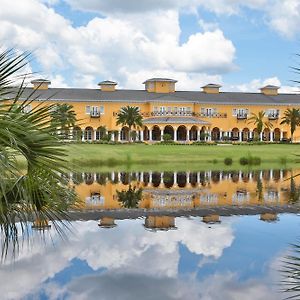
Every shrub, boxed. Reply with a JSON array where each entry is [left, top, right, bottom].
[[224, 157, 233, 165], [249, 156, 261, 165], [162, 133, 172, 141], [212, 159, 218, 164], [239, 157, 249, 165]]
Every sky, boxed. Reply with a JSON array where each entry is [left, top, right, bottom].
[[1, 0, 300, 92]]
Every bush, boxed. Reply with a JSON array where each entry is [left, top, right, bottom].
[[212, 159, 218, 164], [239, 156, 261, 166], [239, 157, 249, 165], [163, 133, 172, 141], [224, 157, 233, 165]]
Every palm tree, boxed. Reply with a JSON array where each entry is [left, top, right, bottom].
[[117, 185, 143, 208], [248, 111, 272, 140], [50, 103, 77, 139], [116, 106, 143, 142], [0, 49, 76, 258], [280, 108, 300, 142]]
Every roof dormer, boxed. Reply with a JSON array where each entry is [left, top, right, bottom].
[[143, 78, 177, 93], [31, 79, 51, 90], [98, 80, 117, 91], [202, 84, 222, 94], [260, 85, 279, 96]]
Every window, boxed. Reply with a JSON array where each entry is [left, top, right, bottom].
[[86, 106, 91, 114], [167, 107, 172, 113], [266, 108, 279, 116], [173, 107, 178, 114], [201, 108, 217, 117], [233, 108, 248, 116], [153, 106, 158, 113], [91, 106, 99, 114], [159, 106, 166, 113], [186, 107, 192, 114], [100, 106, 104, 115]]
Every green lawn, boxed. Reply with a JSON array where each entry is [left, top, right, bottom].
[[64, 143, 300, 171]]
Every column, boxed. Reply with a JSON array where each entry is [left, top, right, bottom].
[[111, 132, 115, 141], [81, 130, 84, 142], [173, 172, 177, 185], [220, 131, 223, 141], [207, 130, 211, 141], [239, 130, 242, 142], [94, 130, 97, 141], [174, 129, 177, 141], [118, 131, 121, 142], [249, 131, 253, 140], [259, 132, 263, 141], [161, 129, 164, 141], [270, 131, 274, 142], [228, 130, 231, 140], [149, 129, 152, 141], [140, 130, 144, 142], [187, 129, 190, 141], [280, 130, 283, 141], [197, 130, 201, 141]]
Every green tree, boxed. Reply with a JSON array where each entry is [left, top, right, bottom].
[[0, 49, 76, 257], [248, 111, 272, 140], [280, 108, 300, 142], [116, 106, 143, 142], [50, 103, 77, 139]]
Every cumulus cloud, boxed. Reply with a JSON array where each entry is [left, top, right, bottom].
[[227, 76, 299, 94], [0, 0, 236, 89], [0, 218, 234, 299]]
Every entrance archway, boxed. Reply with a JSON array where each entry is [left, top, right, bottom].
[[120, 127, 129, 141], [164, 125, 174, 140], [84, 127, 93, 141], [152, 126, 161, 141], [231, 128, 239, 141], [177, 125, 187, 141], [274, 128, 280, 141], [211, 127, 220, 141], [242, 128, 249, 141], [190, 126, 198, 141]]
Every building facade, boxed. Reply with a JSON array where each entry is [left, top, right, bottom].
[[23, 78, 300, 142]]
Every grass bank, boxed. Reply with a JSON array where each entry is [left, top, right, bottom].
[[64, 143, 300, 172]]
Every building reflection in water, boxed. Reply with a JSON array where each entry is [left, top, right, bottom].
[[202, 215, 221, 224], [68, 169, 300, 211], [144, 216, 176, 231], [98, 217, 117, 228]]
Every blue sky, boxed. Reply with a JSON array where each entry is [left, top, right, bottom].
[[1, 0, 300, 92]]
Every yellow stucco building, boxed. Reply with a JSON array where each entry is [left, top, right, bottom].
[[25, 77, 300, 142]]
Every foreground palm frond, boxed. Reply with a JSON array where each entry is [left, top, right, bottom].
[[0, 49, 77, 259], [280, 242, 300, 300]]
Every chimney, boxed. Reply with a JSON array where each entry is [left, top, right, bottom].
[[143, 78, 177, 93], [98, 80, 117, 91], [31, 79, 51, 90], [260, 85, 279, 96], [202, 84, 221, 94]]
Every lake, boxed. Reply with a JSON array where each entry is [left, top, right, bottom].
[[2, 168, 300, 300]]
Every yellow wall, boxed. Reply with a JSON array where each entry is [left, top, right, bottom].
[[26, 89, 300, 140]]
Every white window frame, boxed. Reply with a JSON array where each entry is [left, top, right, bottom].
[[86, 106, 91, 114]]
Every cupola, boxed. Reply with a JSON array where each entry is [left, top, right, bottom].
[[143, 78, 177, 93], [31, 79, 51, 90], [260, 85, 279, 96], [98, 80, 118, 91], [202, 84, 222, 94]]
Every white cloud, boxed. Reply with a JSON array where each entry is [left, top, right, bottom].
[[0, 218, 234, 299], [0, 0, 236, 89], [227, 76, 299, 94]]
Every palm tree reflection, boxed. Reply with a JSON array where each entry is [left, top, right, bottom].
[[117, 185, 143, 208]]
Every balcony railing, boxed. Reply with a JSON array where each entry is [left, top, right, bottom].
[[113, 111, 227, 118], [237, 114, 247, 120], [268, 114, 279, 120], [90, 112, 100, 118], [199, 112, 227, 118]]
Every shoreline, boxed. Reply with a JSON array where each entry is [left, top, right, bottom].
[[68, 205, 300, 221]]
